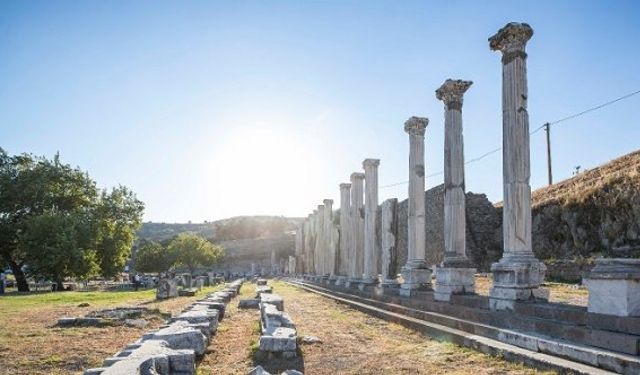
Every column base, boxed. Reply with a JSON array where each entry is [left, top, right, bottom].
[[345, 278, 361, 288], [434, 267, 476, 302], [585, 258, 640, 317], [380, 279, 400, 288], [400, 264, 432, 297], [333, 276, 347, 286], [489, 257, 548, 311]]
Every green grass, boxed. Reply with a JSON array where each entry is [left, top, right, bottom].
[[0, 286, 220, 311]]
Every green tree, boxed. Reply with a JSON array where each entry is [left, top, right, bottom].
[[135, 240, 175, 273], [93, 186, 144, 278], [19, 211, 100, 291], [168, 232, 224, 275], [0, 149, 97, 291]]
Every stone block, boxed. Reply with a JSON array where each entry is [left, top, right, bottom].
[[259, 327, 297, 352], [239, 299, 261, 309], [260, 293, 284, 311], [91, 339, 195, 375], [257, 279, 267, 286], [193, 301, 226, 320], [585, 278, 640, 317], [142, 322, 207, 355], [400, 267, 432, 291], [156, 279, 178, 300], [171, 309, 219, 334], [256, 285, 273, 297]]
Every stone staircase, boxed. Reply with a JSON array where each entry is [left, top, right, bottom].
[[288, 279, 640, 375]]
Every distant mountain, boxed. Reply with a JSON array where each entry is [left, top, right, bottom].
[[136, 215, 303, 243]]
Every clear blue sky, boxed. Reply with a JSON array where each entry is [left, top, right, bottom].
[[1, 1, 639, 223]]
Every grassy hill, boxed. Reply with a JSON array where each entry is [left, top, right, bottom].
[[136, 215, 303, 243]]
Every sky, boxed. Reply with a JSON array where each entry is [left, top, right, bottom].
[[1, 1, 639, 223]]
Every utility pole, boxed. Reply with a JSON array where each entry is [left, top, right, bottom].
[[544, 122, 552, 185]]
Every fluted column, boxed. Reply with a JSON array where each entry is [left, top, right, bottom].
[[304, 213, 315, 276], [380, 198, 399, 287], [362, 158, 380, 285], [347, 172, 365, 286], [434, 79, 477, 301], [323, 198, 338, 281], [400, 116, 432, 295], [336, 183, 352, 284], [294, 223, 304, 276], [314, 204, 325, 277], [488, 22, 547, 310]]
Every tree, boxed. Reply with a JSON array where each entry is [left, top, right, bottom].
[[168, 233, 224, 275], [0, 149, 144, 291], [19, 211, 100, 291], [135, 240, 175, 274], [0, 149, 97, 291], [93, 186, 144, 278]]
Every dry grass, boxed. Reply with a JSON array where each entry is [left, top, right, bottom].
[[199, 281, 555, 375], [474, 276, 588, 306], [0, 286, 221, 375]]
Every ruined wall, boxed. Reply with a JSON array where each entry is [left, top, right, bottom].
[[392, 184, 501, 273]]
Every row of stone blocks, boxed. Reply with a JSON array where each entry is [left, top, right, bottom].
[[250, 280, 297, 358], [84, 279, 244, 375]]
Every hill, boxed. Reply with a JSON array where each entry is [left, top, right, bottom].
[[137, 215, 303, 243]]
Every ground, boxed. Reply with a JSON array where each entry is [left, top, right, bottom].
[[199, 281, 556, 375], [474, 275, 588, 306], [0, 286, 220, 375], [0, 278, 585, 374]]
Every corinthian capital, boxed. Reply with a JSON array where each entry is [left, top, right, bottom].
[[489, 22, 533, 62], [404, 116, 429, 136], [436, 79, 473, 111]]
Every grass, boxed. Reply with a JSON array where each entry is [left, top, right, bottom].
[[197, 280, 556, 375], [0, 285, 222, 375]]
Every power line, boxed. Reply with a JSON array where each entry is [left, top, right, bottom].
[[380, 88, 640, 189]]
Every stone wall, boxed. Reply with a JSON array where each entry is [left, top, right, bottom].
[[394, 184, 501, 273]]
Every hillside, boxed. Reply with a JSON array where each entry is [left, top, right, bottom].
[[492, 149, 640, 281], [137, 215, 303, 242]]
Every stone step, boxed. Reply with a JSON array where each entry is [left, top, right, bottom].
[[290, 280, 639, 375], [327, 282, 639, 356]]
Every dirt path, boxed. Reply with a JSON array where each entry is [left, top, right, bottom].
[[198, 281, 555, 375]]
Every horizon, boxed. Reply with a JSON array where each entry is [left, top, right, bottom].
[[2, 1, 639, 222]]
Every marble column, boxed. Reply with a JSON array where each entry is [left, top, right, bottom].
[[434, 79, 477, 302], [251, 262, 256, 276], [347, 172, 365, 286], [294, 223, 304, 276], [336, 183, 352, 285], [361, 158, 380, 285], [488, 22, 547, 311], [400, 116, 432, 295], [315, 205, 325, 277], [380, 198, 399, 287], [323, 199, 338, 281], [271, 250, 277, 275], [304, 213, 314, 276]]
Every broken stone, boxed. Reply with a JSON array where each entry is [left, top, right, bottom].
[[259, 327, 297, 352], [300, 335, 322, 344], [260, 293, 284, 311], [142, 321, 207, 355]]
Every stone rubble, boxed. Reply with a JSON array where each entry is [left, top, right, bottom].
[[84, 279, 244, 375]]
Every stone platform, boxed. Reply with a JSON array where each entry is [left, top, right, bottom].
[[290, 278, 640, 374]]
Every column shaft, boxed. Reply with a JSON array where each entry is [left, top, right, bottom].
[[400, 117, 432, 294], [338, 183, 352, 278], [362, 159, 380, 284], [488, 22, 547, 310], [348, 173, 365, 283]]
